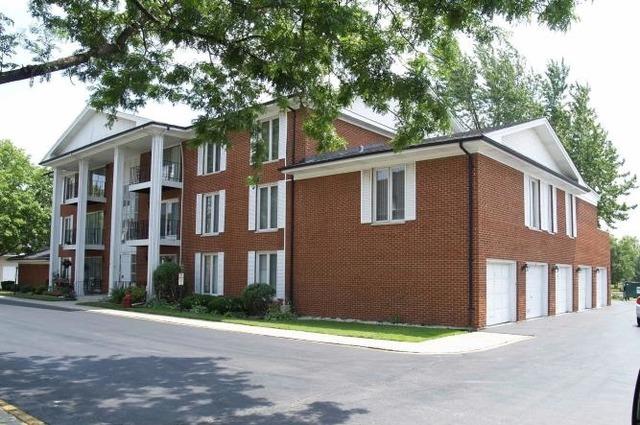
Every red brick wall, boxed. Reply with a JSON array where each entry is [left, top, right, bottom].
[[291, 156, 470, 326], [474, 155, 611, 327], [180, 110, 387, 298], [17, 263, 49, 288]]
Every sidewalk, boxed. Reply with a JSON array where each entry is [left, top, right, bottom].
[[0, 295, 531, 354]]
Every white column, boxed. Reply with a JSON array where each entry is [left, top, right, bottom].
[[146, 134, 164, 297], [108, 146, 127, 293], [48, 168, 63, 289], [74, 159, 89, 296]]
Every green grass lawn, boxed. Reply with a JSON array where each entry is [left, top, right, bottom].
[[0, 291, 68, 302], [78, 301, 465, 342]]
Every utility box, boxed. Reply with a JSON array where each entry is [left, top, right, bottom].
[[623, 282, 640, 300]]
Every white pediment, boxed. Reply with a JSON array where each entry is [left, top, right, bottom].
[[485, 119, 585, 186], [43, 107, 151, 162]]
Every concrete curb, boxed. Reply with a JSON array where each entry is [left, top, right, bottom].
[[85, 308, 532, 354], [0, 399, 46, 425]]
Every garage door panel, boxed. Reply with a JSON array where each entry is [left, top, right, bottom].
[[526, 264, 548, 319], [486, 261, 516, 326], [555, 266, 572, 314]]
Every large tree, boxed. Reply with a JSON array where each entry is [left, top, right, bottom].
[[610, 236, 640, 286], [433, 39, 636, 227], [0, 140, 52, 254], [0, 0, 578, 154]]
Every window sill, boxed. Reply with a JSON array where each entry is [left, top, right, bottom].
[[255, 228, 279, 233], [371, 220, 406, 226], [200, 170, 224, 176], [201, 232, 222, 237]]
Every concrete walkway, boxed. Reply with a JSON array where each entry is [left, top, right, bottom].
[[0, 295, 530, 354]]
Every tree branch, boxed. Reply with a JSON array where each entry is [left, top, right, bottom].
[[0, 25, 138, 85]]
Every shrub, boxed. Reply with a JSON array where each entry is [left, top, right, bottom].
[[178, 294, 211, 311], [241, 283, 275, 316], [19, 286, 31, 293], [128, 286, 146, 304], [207, 296, 231, 315], [33, 285, 48, 295], [264, 303, 296, 321], [153, 262, 182, 302], [1, 280, 15, 291], [227, 297, 245, 313], [110, 287, 127, 304], [189, 305, 208, 314]]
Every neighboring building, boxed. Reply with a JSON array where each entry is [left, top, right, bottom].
[[40, 103, 610, 328], [0, 254, 18, 282], [9, 250, 50, 289]]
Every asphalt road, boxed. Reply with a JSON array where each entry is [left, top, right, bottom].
[[0, 298, 638, 425]]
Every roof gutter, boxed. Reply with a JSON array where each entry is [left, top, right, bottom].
[[459, 141, 475, 330]]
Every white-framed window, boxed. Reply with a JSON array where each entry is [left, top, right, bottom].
[[63, 173, 78, 201], [194, 252, 224, 295], [247, 250, 285, 298], [161, 199, 181, 239], [60, 257, 72, 280], [524, 176, 557, 233], [196, 191, 225, 235], [205, 142, 223, 174], [88, 168, 106, 198], [85, 256, 102, 282], [62, 216, 74, 245], [360, 163, 415, 224], [257, 117, 280, 162], [248, 180, 286, 231], [86, 211, 104, 245], [160, 254, 177, 264], [257, 184, 278, 230], [566, 193, 577, 238], [373, 165, 406, 222]]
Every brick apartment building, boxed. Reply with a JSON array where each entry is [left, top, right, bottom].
[[40, 102, 610, 328]]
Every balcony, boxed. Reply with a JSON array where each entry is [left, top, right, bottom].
[[128, 160, 182, 192], [85, 226, 104, 249], [124, 219, 149, 244]]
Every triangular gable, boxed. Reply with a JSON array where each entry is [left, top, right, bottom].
[[485, 118, 585, 187], [42, 107, 151, 162]]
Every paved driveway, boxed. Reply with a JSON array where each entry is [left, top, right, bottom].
[[0, 298, 637, 425]]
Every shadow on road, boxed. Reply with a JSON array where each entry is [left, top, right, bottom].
[[0, 298, 81, 312], [0, 352, 367, 425]]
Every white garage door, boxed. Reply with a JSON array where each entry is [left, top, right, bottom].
[[486, 261, 516, 326], [526, 264, 548, 319], [555, 265, 572, 314], [578, 267, 592, 311], [596, 267, 608, 307]]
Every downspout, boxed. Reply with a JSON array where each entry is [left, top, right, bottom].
[[459, 141, 475, 329], [287, 107, 297, 305]]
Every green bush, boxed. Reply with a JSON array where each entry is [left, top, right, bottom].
[[227, 297, 245, 313], [128, 286, 146, 304], [153, 262, 182, 302], [19, 285, 31, 293], [242, 283, 275, 316], [1, 280, 15, 291], [207, 296, 231, 314], [33, 285, 48, 295], [264, 303, 296, 321], [110, 287, 127, 304], [178, 294, 210, 311], [189, 304, 208, 314]]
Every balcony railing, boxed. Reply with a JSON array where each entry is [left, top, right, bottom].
[[86, 227, 104, 245], [63, 228, 76, 245], [160, 218, 181, 239], [162, 160, 182, 182], [129, 165, 150, 185], [124, 219, 149, 241]]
